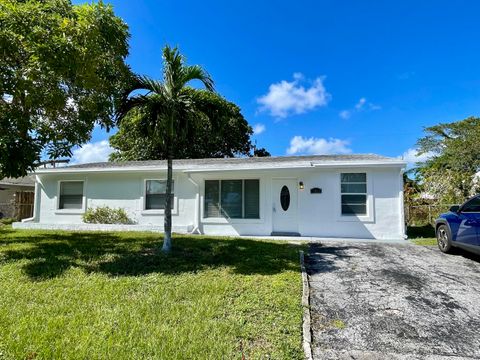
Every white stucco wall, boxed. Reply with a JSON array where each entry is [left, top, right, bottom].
[[29, 166, 404, 239], [35, 172, 197, 232], [192, 167, 404, 239]]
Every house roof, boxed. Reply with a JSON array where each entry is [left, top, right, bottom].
[[0, 176, 35, 187], [33, 154, 406, 174]]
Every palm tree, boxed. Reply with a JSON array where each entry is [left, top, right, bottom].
[[116, 46, 214, 252]]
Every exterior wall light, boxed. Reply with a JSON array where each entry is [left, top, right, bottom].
[[299, 181, 304, 190]]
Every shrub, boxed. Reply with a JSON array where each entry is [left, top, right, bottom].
[[82, 206, 134, 225], [0, 218, 16, 225]]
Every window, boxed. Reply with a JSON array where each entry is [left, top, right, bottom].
[[59, 181, 84, 209], [204, 179, 259, 219], [461, 196, 480, 212], [341, 173, 367, 215], [280, 185, 290, 211], [145, 180, 174, 210]]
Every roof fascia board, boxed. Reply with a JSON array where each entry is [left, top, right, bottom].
[[33, 161, 405, 175], [184, 162, 406, 173], [0, 182, 35, 187], [34, 167, 171, 175]]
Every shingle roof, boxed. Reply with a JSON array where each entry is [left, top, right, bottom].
[[0, 176, 35, 187], [69, 154, 399, 168], [34, 154, 405, 174]]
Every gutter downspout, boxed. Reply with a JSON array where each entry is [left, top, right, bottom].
[[187, 174, 201, 234], [22, 175, 40, 223], [399, 168, 407, 239]]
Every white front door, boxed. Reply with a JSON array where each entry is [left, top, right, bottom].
[[272, 179, 298, 234]]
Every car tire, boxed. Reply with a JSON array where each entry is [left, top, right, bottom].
[[437, 224, 453, 253]]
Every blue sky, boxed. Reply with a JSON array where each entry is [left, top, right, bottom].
[[72, 0, 480, 165]]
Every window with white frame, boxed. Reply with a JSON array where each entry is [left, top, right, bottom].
[[58, 181, 84, 209], [341, 173, 367, 215], [204, 179, 259, 219], [145, 180, 174, 210]]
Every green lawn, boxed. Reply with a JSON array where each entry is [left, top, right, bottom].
[[410, 237, 437, 246], [0, 227, 304, 359]]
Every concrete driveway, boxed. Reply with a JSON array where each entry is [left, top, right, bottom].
[[306, 241, 480, 360]]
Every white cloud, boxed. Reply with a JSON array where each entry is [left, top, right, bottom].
[[293, 72, 304, 81], [257, 73, 330, 118], [400, 148, 434, 167], [71, 140, 113, 164], [355, 97, 367, 110], [287, 136, 352, 155], [339, 110, 351, 119], [397, 71, 415, 80], [339, 97, 380, 119], [253, 123, 266, 135]]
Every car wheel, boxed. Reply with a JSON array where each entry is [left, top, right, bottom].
[[437, 225, 453, 253]]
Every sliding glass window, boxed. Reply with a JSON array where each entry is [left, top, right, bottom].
[[204, 180, 259, 219]]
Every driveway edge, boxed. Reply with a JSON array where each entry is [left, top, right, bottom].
[[300, 250, 313, 360]]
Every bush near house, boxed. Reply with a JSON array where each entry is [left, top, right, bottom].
[[82, 206, 134, 225], [0, 217, 15, 226], [0, 228, 304, 359]]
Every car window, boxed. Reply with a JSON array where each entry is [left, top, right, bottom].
[[461, 196, 480, 212]]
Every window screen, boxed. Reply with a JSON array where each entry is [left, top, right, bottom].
[[244, 180, 260, 219], [145, 180, 174, 210], [205, 180, 221, 218], [341, 173, 367, 215], [221, 180, 243, 218], [204, 179, 259, 219], [59, 181, 84, 209]]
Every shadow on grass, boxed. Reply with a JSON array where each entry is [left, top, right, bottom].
[[0, 225, 15, 236], [0, 230, 303, 280]]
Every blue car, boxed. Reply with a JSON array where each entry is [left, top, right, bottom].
[[435, 195, 480, 255]]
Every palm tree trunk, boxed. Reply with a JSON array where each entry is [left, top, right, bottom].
[[162, 153, 173, 253]]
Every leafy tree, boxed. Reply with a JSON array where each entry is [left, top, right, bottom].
[[403, 171, 421, 205], [116, 46, 214, 253], [0, 0, 131, 178], [252, 147, 271, 157], [110, 89, 253, 160], [416, 117, 480, 203]]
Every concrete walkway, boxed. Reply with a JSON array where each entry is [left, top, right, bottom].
[[306, 241, 480, 359], [240, 235, 407, 244]]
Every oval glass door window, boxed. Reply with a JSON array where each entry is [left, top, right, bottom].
[[280, 185, 290, 211]]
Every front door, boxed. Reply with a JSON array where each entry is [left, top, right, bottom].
[[272, 179, 298, 234]]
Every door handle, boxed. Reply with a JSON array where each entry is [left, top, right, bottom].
[[273, 206, 276, 213]]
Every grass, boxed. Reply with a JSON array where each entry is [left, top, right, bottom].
[[410, 238, 437, 246], [330, 319, 346, 330], [407, 225, 437, 246], [0, 227, 305, 359]]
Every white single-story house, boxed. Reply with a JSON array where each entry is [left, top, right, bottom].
[[14, 154, 407, 240]]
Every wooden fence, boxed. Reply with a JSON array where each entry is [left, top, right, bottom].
[[0, 191, 34, 220], [405, 204, 454, 226]]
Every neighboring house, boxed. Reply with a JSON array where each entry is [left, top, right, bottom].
[[0, 177, 35, 219], [14, 155, 407, 240]]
